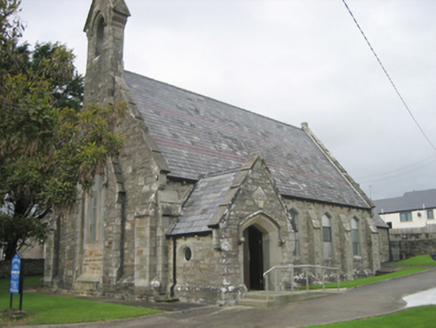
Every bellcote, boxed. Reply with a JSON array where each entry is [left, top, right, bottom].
[[83, 0, 130, 105], [84, 0, 130, 34]]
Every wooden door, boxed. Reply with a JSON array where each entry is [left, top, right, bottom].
[[243, 226, 264, 290]]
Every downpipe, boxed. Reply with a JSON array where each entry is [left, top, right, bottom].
[[170, 236, 177, 297]]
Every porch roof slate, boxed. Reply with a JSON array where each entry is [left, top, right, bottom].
[[124, 70, 370, 209], [167, 170, 239, 236]]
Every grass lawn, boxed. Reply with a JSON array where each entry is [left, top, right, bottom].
[[392, 254, 436, 266], [0, 276, 162, 325], [305, 266, 430, 290], [304, 255, 436, 326], [305, 305, 436, 327]]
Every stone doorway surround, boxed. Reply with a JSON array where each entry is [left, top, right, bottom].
[[239, 211, 284, 292]]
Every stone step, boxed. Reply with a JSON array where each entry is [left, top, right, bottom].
[[237, 290, 339, 308], [237, 298, 275, 308]]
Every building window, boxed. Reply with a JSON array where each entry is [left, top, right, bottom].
[[180, 246, 192, 262], [322, 214, 332, 258], [289, 209, 300, 257], [183, 247, 192, 261], [351, 218, 361, 256], [400, 212, 412, 222], [87, 175, 105, 243], [428, 209, 434, 220]]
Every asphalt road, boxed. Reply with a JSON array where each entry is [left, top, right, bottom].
[[27, 267, 436, 328]]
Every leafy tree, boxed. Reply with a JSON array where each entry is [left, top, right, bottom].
[[30, 41, 84, 110], [0, 0, 125, 261]]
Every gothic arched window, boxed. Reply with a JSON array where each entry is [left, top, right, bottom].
[[351, 218, 361, 256], [322, 214, 332, 259]]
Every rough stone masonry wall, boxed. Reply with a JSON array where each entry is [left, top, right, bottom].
[[84, 2, 128, 106], [378, 228, 390, 263], [169, 158, 294, 304], [83, 0, 169, 298], [218, 159, 293, 303], [43, 100, 167, 300], [224, 159, 294, 281], [44, 182, 103, 294], [283, 198, 380, 281], [43, 191, 83, 291], [99, 93, 168, 299], [161, 180, 219, 303], [170, 235, 223, 304], [44, 0, 169, 300], [389, 224, 436, 260], [399, 239, 436, 259], [46, 42, 168, 301], [389, 226, 436, 260]]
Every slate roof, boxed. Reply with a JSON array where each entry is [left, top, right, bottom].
[[374, 189, 436, 214], [373, 214, 389, 229], [167, 170, 239, 236], [124, 70, 370, 209]]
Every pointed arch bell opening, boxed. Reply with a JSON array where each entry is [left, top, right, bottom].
[[95, 16, 105, 57]]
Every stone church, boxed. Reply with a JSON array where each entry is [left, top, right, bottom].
[[43, 0, 382, 304]]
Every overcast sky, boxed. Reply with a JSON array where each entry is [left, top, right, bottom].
[[18, 0, 436, 200]]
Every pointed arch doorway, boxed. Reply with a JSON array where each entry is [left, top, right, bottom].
[[243, 225, 264, 290]]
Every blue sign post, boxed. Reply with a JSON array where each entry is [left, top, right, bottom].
[[9, 253, 24, 310]]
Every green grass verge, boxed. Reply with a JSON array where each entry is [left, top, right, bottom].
[[304, 267, 430, 290], [0, 276, 162, 325], [305, 305, 436, 327], [392, 254, 436, 266]]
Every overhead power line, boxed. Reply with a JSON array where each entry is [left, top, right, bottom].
[[356, 154, 436, 184], [341, 0, 436, 151]]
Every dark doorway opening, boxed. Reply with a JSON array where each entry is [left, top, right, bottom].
[[243, 225, 264, 290]]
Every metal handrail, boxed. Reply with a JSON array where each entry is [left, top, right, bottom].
[[263, 264, 341, 301]]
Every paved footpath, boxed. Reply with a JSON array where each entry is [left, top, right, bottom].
[[28, 268, 436, 328]]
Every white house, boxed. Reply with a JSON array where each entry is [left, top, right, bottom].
[[373, 189, 436, 230]]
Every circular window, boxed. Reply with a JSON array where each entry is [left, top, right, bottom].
[[183, 247, 192, 261]]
